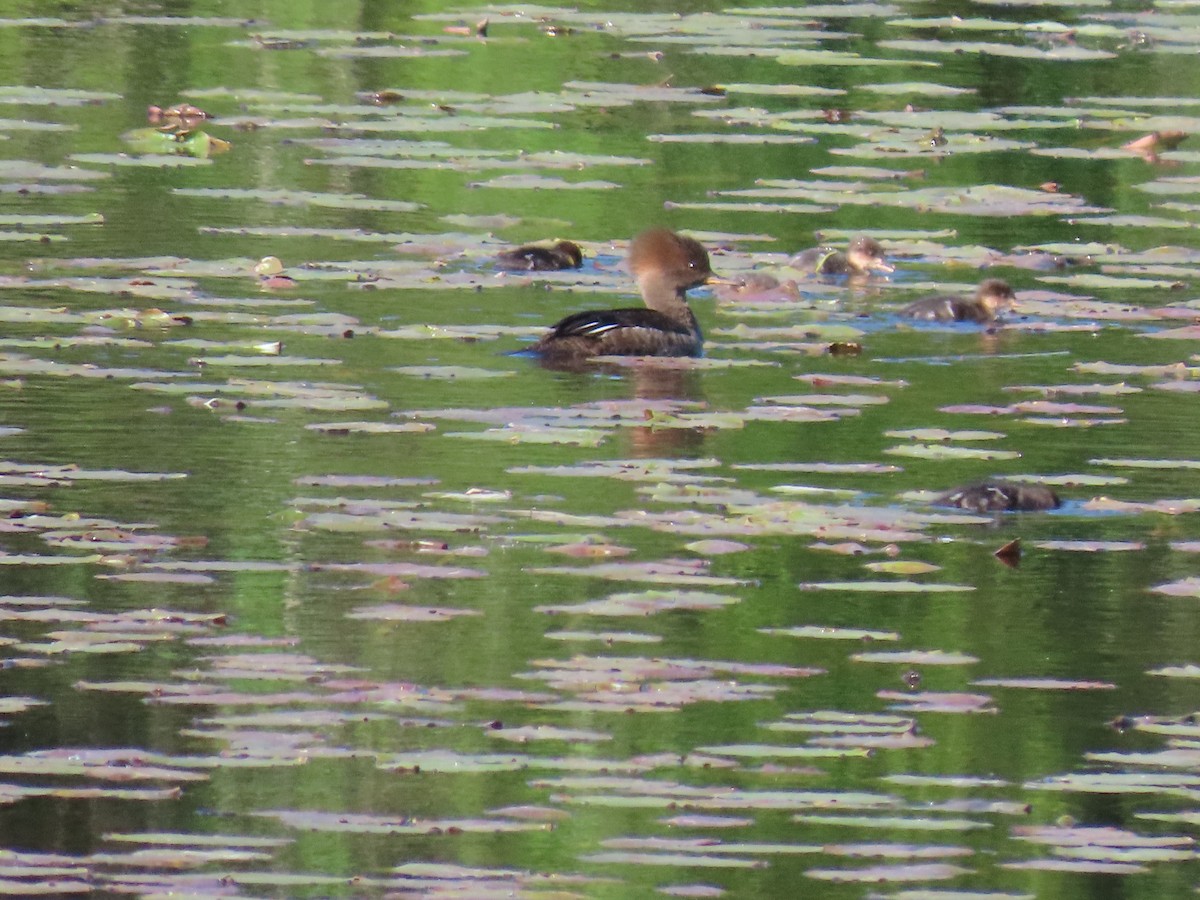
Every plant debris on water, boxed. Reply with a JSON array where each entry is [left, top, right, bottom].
[[0, 1, 1198, 896]]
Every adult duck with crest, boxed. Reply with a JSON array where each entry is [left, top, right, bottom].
[[528, 228, 716, 360]]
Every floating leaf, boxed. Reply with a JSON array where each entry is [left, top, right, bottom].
[[884, 444, 1021, 461], [536, 590, 739, 616], [392, 365, 515, 379], [801, 581, 974, 593], [885, 429, 1004, 442], [879, 691, 997, 714], [258, 809, 550, 835], [174, 186, 420, 211], [805, 862, 972, 882], [306, 421, 435, 435], [529, 559, 749, 586], [853, 650, 978, 666], [864, 561, 941, 575], [1033, 540, 1144, 552], [792, 814, 989, 831], [345, 605, 481, 622], [760, 626, 900, 642], [544, 630, 662, 644], [973, 678, 1116, 690]]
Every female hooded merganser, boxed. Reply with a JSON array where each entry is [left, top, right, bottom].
[[791, 235, 893, 276], [934, 480, 1061, 512], [495, 240, 584, 272], [900, 278, 1016, 323], [528, 228, 715, 360]]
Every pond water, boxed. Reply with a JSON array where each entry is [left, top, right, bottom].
[[1, 1, 1200, 897]]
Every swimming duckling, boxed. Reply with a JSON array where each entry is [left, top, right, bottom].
[[934, 480, 1061, 512], [495, 240, 584, 272], [791, 235, 893, 276], [901, 278, 1016, 323]]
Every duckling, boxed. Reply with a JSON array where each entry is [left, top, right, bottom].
[[901, 278, 1016, 323], [791, 235, 893, 276], [495, 240, 584, 272], [934, 480, 1061, 512]]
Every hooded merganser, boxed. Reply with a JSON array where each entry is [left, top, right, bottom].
[[528, 228, 714, 359], [900, 278, 1016, 323], [791, 235, 893, 276], [934, 480, 1061, 512], [495, 240, 584, 272]]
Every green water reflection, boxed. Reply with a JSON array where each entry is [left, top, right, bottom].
[[0, 1, 1197, 897]]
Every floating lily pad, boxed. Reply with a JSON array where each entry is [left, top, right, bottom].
[[529, 559, 749, 586], [259, 809, 550, 835], [885, 429, 1004, 442], [973, 678, 1116, 690], [864, 561, 941, 575], [1091, 457, 1200, 470], [1149, 578, 1200, 597], [879, 691, 997, 714], [1000, 860, 1147, 874], [448, 426, 608, 446], [760, 626, 900, 641], [176, 186, 423, 211], [884, 444, 1022, 461], [805, 862, 972, 882], [801, 581, 974, 593], [392, 365, 515, 379], [1033, 540, 1144, 552], [536, 590, 739, 616], [307, 421, 435, 435], [345, 604, 481, 622], [544, 630, 662, 644], [792, 814, 989, 831], [878, 37, 1115, 60], [853, 650, 978, 665], [0, 86, 121, 106]]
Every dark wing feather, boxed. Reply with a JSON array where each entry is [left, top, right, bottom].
[[531, 307, 700, 358], [546, 308, 688, 339]]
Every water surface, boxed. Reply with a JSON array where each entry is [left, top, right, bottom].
[[0, 2, 1198, 897]]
